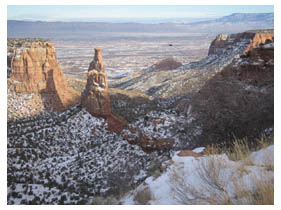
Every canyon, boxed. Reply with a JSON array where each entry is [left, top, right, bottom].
[[7, 28, 274, 204]]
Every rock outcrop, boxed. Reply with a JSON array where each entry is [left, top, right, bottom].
[[9, 40, 80, 112], [81, 48, 128, 133], [244, 33, 274, 53], [208, 31, 274, 55], [151, 58, 182, 72], [81, 48, 111, 117], [122, 126, 174, 153]]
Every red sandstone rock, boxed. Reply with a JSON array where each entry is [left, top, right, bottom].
[[10, 41, 80, 112], [244, 33, 274, 53], [81, 48, 111, 117], [208, 33, 230, 55], [82, 48, 128, 133], [107, 114, 127, 134], [152, 58, 182, 71], [138, 132, 174, 153], [208, 32, 274, 55], [177, 150, 202, 157], [122, 126, 174, 152]]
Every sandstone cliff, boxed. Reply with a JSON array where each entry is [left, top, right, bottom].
[[244, 33, 274, 53], [208, 31, 274, 55], [9, 40, 80, 112]]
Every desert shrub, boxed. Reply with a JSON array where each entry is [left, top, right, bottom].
[[152, 168, 162, 180], [92, 196, 119, 205], [170, 155, 232, 205], [226, 137, 251, 162], [133, 187, 154, 205], [246, 50, 251, 57], [265, 39, 273, 44]]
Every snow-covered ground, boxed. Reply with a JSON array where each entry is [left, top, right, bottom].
[[7, 107, 167, 204], [121, 109, 202, 150], [7, 81, 47, 121], [122, 145, 274, 205]]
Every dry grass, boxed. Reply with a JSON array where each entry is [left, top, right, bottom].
[[170, 158, 233, 205], [133, 186, 154, 205], [226, 138, 252, 162], [231, 172, 274, 205], [170, 136, 274, 205], [92, 196, 119, 205]]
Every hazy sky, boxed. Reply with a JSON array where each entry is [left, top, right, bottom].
[[7, 5, 274, 21]]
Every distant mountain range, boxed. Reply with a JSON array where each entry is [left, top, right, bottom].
[[188, 13, 273, 25], [8, 13, 274, 41]]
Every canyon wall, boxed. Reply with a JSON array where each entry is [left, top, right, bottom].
[[10, 40, 80, 111], [208, 31, 274, 55]]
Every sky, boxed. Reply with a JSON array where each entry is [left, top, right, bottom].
[[7, 5, 274, 21]]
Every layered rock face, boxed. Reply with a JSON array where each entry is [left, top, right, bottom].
[[244, 33, 274, 53], [9, 40, 80, 111], [208, 31, 274, 55], [81, 48, 111, 117]]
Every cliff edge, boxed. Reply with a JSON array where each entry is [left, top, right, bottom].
[[9, 39, 80, 112]]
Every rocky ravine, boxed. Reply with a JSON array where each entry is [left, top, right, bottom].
[[111, 30, 274, 150]]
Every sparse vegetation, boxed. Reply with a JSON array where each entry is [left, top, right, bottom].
[[265, 38, 273, 44], [133, 187, 154, 205], [92, 196, 119, 205], [170, 136, 274, 205], [65, 77, 86, 93]]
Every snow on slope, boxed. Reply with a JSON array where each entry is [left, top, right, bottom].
[[122, 145, 274, 205], [7, 107, 166, 204]]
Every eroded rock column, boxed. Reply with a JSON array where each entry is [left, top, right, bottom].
[[81, 48, 111, 117]]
